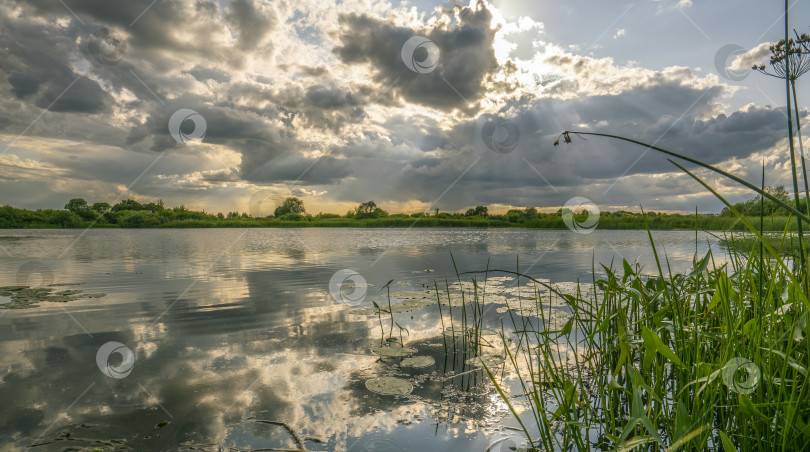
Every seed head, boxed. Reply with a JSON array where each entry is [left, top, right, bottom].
[[753, 34, 810, 80]]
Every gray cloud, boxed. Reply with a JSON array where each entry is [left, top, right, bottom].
[[334, 2, 501, 113]]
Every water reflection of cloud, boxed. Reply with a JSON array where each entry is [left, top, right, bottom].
[[0, 229, 730, 450]]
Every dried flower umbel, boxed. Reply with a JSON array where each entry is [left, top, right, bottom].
[[797, 31, 810, 53], [753, 34, 810, 80]]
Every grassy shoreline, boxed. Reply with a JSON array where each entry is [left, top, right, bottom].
[[2, 214, 807, 231]]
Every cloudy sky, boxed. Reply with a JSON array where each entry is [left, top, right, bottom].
[[0, 0, 809, 215]]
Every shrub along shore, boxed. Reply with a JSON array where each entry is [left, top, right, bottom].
[[1, 191, 807, 230]]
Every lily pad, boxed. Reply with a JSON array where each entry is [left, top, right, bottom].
[[365, 377, 413, 396], [465, 354, 505, 368], [400, 356, 435, 368], [371, 345, 417, 358]]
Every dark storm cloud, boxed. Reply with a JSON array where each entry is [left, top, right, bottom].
[[217, 78, 372, 132], [227, 0, 276, 50], [324, 78, 797, 211], [126, 96, 352, 185], [26, 0, 230, 58], [35, 76, 111, 113], [333, 2, 501, 112], [0, 7, 114, 116]]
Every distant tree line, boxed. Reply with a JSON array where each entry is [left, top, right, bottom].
[[720, 185, 806, 217], [0, 194, 800, 231]]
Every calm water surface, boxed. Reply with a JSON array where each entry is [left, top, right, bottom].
[[0, 228, 723, 451]]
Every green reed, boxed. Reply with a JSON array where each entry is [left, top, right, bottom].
[[467, 217, 810, 451]]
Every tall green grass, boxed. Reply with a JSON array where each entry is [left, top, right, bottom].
[[472, 229, 809, 451]]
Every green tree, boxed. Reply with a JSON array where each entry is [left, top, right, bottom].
[[274, 197, 306, 217], [357, 201, 378, 216], [112, 199, 144, 212], [64, 198, 88, 212], [49, 210, 82, 228], [506, 209, 522, 223], [355, 201, 388, 219], [91, 202, 111, 213], [119, 211, 161, 227], [464, 205, 489, 217], [143, 200, 165, 213]]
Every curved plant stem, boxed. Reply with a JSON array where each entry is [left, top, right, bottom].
[[559, 130, 810, 225]]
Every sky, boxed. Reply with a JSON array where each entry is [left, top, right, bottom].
[[0, 0, 809, 215]]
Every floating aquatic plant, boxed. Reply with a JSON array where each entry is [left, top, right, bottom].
[[370, 344, 417, 358], [365, 376, 413, 396], [0, 285, 105, 309], [400, 355, 435, 368]]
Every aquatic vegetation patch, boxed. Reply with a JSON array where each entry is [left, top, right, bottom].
[[400, 355, 435, 368], [0, 284, 106, 309], [365, 376, 414, 396], [371, 344, 417, 358]]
